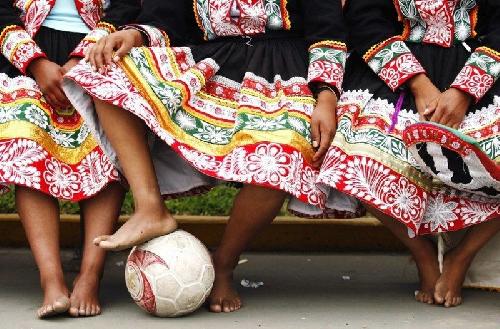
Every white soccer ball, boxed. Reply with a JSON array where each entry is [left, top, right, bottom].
[[125, 230, 215, 317]]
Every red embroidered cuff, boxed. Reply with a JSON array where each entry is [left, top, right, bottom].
[[450, 47, 500, 103], [363, 36, 426, 91], [307, 41, 347, 95], [0, 25, 47, 74], [121, 24, 170, 47], [70, 22, 117, 58]]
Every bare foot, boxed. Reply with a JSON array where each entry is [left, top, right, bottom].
[[413, 239, 440, 305], [69, 272, 102, 317], [93, 210, 177, 251], [208, 254, 242, 313], [37, 280, 70, 319], [434, 248, 472, 307]]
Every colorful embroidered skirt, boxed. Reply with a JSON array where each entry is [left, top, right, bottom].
[[0, 27, 120, 201], [313, 43, 499, 235], [64, 36, 359, 214]]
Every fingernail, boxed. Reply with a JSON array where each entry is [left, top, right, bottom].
[[312, 141, 319, 148], [113, 56, 120, 62]]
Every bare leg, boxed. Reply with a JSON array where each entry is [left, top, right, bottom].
[[92, 99, 177, 250], [365, 205, 440, 305], [209, 185, 287, 313], [435, 217, 500, 307], [15, 186, 70, 319], [69, 183, 125, 317]]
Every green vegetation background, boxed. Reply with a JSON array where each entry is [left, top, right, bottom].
[[0, 186, 288, 216]]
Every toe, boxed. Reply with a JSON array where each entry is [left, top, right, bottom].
[[98, 239, 120, 250], [84, 304, 91, 316], [79, 305, 86, 316], [209, 299, 222, 313], [433, 291, 444, 304], [90, 306, 97, 316], [96, 306, 102, 315], [69, 306, 79, 317], [93, 235, 109, 246], [222, 300, 231, 313]]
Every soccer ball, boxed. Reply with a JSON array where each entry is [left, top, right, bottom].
[[125, 230, 215, 317]]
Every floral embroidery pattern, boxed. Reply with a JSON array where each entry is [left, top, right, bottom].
[[396, 0, 478, 46], [0, 73, 120, 200], [316, 90, 500, 235], [194, 0, 290, 40], [0, 26, 47, 74], [364, 37, 425, 91], [308, 41, 347, 93], [451, 47, 500, 102], [65, 46, 328, 206]]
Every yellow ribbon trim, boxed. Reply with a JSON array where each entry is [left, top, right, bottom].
[[119, 55, 315, 160], [0, 121, 99, 164]]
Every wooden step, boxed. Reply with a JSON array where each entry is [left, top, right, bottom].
[[0, 214, 405, 252]]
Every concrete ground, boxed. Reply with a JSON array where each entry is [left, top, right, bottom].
[[1, 249, 499, 329]]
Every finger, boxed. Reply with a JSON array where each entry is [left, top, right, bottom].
[[44, 94, 59, 109], [84, 44, 95, 62], [310, 120, 320, 150], [313, 126, 331, 163], [113, 40, 132, 62], [423, 99, 438, 118], [51, 86, 70, 108], [94, 39, 107, 71], [429, 103, 445, 124], [88, 45, 97, 71], [102, 38, 115, 65]]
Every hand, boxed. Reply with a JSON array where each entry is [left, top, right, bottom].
[[427, 88, 471, 129], [407, 73, 441, 120], [311, 90, 338, 169], [62, 57, 81, 73], [85, 29, 144, 71], [28, 58, 70, 109]]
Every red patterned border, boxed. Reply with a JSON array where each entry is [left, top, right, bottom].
[[0, 138, 120, 201], [0, 25, 47, 74], [307, 41, 347, 94], [364, 36, 425, 91], [317, 147, 500, 235], [451, 47, 500, 102]]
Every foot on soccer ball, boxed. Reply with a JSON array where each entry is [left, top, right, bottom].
[[69, 272, 102, 317], [434, 248, 471, 307], [208, 255, 242, 313], [37, 282, 70, 319], [413, 240, 440, 305], [93, 210, 177, 251]]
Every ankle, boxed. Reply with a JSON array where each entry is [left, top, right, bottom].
[[212, 252, 238, 273]]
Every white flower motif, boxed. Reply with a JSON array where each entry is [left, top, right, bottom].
[[423, 194, 458, 232], [175, 111, 197, 130], [24, 104, 48, 129], [246, 143, 291, 185], [0, 104, 22, 123], [43, 158, 81, 199], [193, 124, 232, 144]]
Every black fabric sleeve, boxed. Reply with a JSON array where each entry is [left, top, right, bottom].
[[344, 0, 401, 55], [0, 0, 22, 32]]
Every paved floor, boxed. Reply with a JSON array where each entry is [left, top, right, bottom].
[[1, 248, 499, 329]]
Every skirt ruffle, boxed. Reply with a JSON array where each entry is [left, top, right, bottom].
[[301, 42, 500, 235], [0, 27, 120, 201], [64, 38, 360, 214]]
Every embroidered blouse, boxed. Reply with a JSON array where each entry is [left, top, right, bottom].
[[123, 0, 348, 95], [346, 0, 500, 102], [0, 0, 141, 74]]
